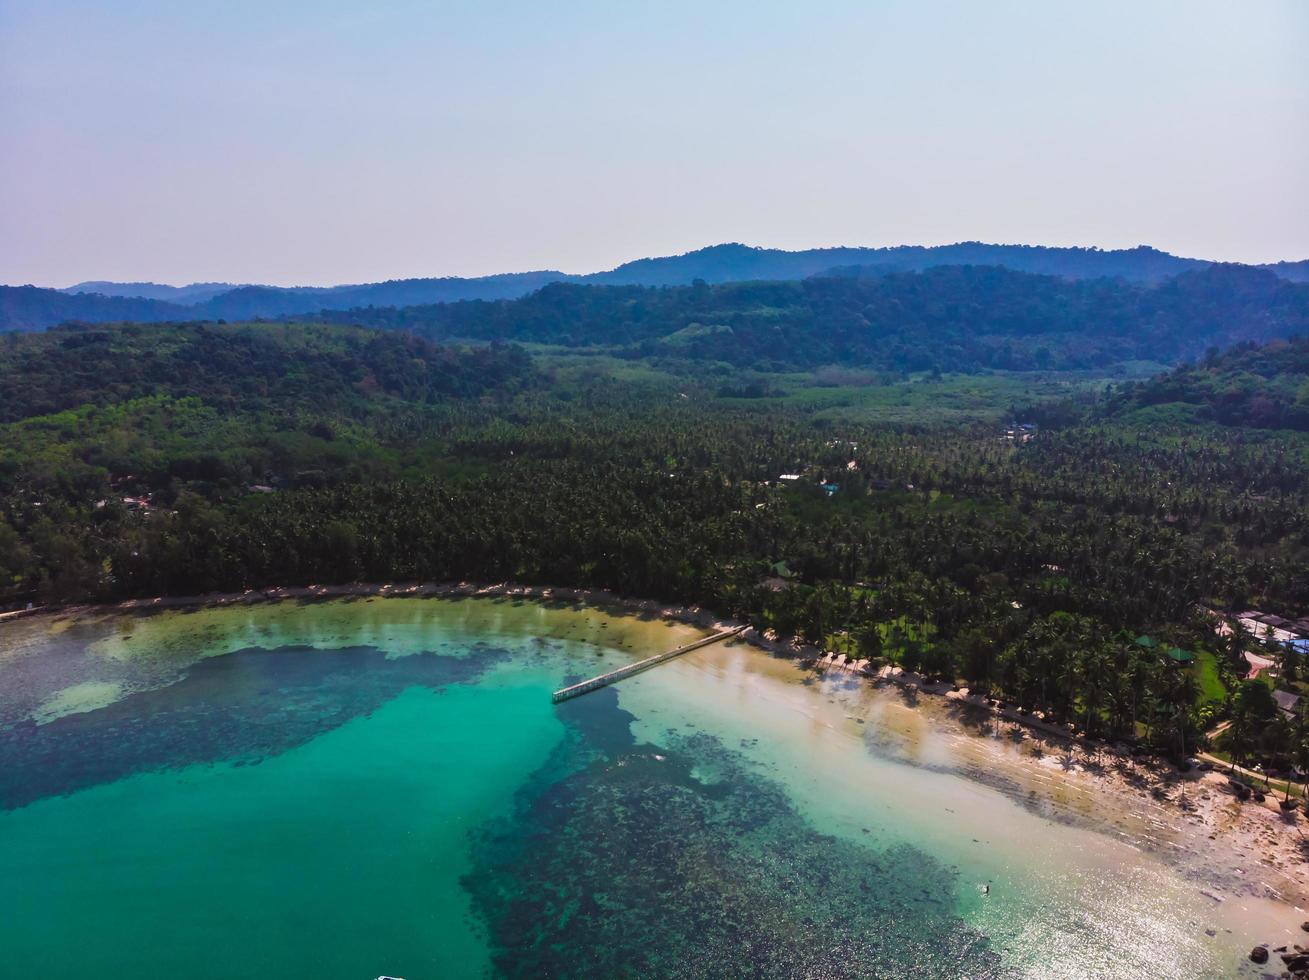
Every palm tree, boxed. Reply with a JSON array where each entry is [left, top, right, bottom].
[[1158, 668, 1199, 762], [1293, 701, 1309, 803], [1224, 616, 1249, 673], [1225, 697, 1255, 779]]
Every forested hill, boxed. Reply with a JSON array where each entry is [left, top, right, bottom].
[[2, 272, 568, 331], [174, 271, 567, 320], [8, 241, 1307, 330], [587, 241, 1212, 285], [0, 322, 534, 423], [63, 281, 239, 303], [321, 264, 1309, 373], [0, 285, 191, 332], [1262, 260, 1309, 284], [1104, 338, 1309, 431]]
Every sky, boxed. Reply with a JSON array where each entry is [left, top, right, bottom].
[[2, 0, 1307, 287]]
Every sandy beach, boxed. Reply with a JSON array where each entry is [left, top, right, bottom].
[[887, 672, 1309, 910]]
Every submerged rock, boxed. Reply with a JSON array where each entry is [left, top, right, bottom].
[[1281, 949, 1309, 971]]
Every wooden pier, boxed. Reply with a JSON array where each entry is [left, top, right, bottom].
[[551, 625, 748, 703]]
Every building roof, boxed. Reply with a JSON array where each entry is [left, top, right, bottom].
[[1274, 690, 1301, 715], [1134, 635, 1158, 649], [1165, 647, 1195, 664]]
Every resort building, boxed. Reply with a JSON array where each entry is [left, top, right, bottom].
[[1274, 690, 1302, 718]]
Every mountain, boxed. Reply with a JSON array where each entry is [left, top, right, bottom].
[[10, 242, 1308, 331], [6, 273, 572, 331], [587, 242, 1213, 285], [189, 271, 570, 320], [1260, 260, 1309, 284], [0, 286, 187, 332], [319, 263, 1309, 374], [62, 281, 238, 304]]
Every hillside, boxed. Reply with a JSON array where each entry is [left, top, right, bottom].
[[62, 281, 239, 304], [589, 241, 1213, 285], [321, 264, 1309, 374], [1106, 338, 1309, 430], [0, 286, 188, 331], [188, 271, 568, 320], [16, 262, 1308, 381], [0, 321, 533, 425], [1261, 260, 1309, 284], [10, 242, 1306, 330]]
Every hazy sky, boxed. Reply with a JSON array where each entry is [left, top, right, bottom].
[[2, 0, 1307, 287]]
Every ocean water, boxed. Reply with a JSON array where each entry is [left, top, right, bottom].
[[0, 597, 1297, 978]]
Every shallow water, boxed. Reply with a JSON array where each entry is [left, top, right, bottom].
[[0, 597, 1297, 977]]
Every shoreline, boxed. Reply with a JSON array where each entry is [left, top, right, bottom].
[[12, 579, 1309, 916], [873, 671, 1309, 910], [38, 580, 739, 629]]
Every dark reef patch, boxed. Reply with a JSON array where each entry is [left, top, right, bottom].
[[0, 644, 502, 810], [465, 688, 1010, 979]]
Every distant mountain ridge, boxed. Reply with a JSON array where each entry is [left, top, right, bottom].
[[4, 241, 1305, 331], [63, 281, 240, 304], [0, 286, 191, 332], [316, 263, 1309, 374], [590, 242, 1216, 285], [1259, 260, 1309, 284]]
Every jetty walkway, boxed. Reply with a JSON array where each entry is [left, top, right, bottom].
[[551, 625, 747, 703]]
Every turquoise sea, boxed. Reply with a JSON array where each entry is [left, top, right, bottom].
[[0, 597, 1298, 978]]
